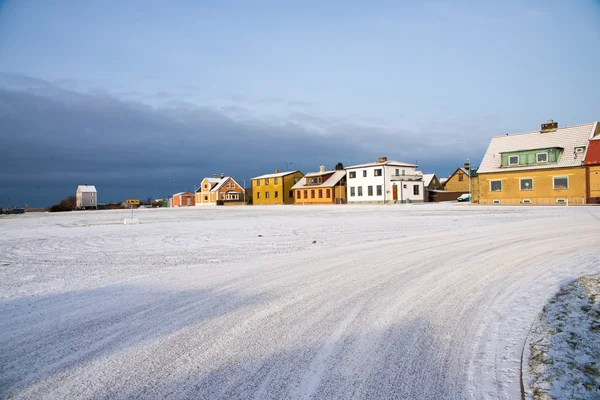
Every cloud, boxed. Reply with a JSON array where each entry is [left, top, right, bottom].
[[0, 73, 487, 207]]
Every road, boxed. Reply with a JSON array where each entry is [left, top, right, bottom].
[[1, 205, 599, 399]]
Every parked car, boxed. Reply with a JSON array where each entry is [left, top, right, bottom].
[[457, 193, 471, 202], [2, 207, 25, 214]]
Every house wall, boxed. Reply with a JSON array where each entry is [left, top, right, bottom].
[[588, 165, 600, 203], [216, 179, 245, 204], [173, 193, 195, 207], [76, 192, 97, 209], [346, 165, 424, 203], [294, 186, 339, 204], [196, 178, 217, 205], [252, 172, 303, 205], [477, 167, 587, 205], [444, 169, 470, 192]]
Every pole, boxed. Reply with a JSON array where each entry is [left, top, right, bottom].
[[243, 180, 246, 205], [467, 158, 471, 204]]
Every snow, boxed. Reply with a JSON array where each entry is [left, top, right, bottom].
[[0, 204, 599, 399], [526, 274, 600, 399]]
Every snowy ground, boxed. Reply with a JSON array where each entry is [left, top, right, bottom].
[[527, 273, 600, 399], [0, 204, 599, 399]]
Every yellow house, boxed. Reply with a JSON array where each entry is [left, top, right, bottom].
[[476, 120, 597, 205], [443, 167, 470, 193], [251, 170, 304, 205], [291, 166, 347, 204]]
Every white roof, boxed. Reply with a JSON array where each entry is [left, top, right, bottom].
[[204, 178, 220, 184], [77, 185, 96, 193], [440, 178, 448, 185], [252, 170, 301, 180], [422, 174, 436, 187], [211, 177, 241, 192], [292, 170, 346, 190], [478, 122, 596, 174], [346, 160, 417, 169]]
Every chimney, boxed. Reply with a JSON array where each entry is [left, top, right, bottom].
[[275, 169, 279, 174], [213, 174, 217, 179], [464, 163, 470, 171], [221, 173, 225, 179], [378, 156, 388, 163], [541, 119, 558, 133], [319, 166, 325, 173]]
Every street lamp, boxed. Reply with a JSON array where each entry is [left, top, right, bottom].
[[243, 180, 246, 205], [285, 161, 292, 171]]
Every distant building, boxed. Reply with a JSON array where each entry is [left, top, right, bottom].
[[345, 157, 424, 204], [125, 198, 141, 206], [195, 174, 245, 206], [422, 174, 443, 202], [76, 185, 97, 209], [443, 167, 470, 193], [251, 170, 304, 205], [172, 192, 195, 207], [292, 166, 346, 204]]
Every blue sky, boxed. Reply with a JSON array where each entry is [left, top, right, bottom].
[[1, 0, 599, 207]]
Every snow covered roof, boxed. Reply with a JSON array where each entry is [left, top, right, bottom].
[[291, 170, 346, 190], [211, 177, 242, 192], [346, 160, 417, 169], [252, 170, 301, 180], [422, 174, 436, 187], [478, 122, 597, 174], [173, 191, 193, 196], [439, 178, 448, 185], [77, 185, 97, 193]]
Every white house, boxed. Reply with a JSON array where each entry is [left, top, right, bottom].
[[76, 185, 97, 209], [345, 157, 425, 204]]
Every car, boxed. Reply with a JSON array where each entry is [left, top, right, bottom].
[[457, 193, 471, 202]]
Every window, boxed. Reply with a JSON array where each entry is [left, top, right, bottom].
[[204, 196, 208, 201], [294, 177, 298, 183], [204, 184, 208, 190], [537, 152, 548, 163], [289, 191, 293, 198], [413, 185, 419, 195], [349, 171, 356, 179], [275, 178, 279, 184], [221, 193, 226, 200], [509, 155, 519, 165], [257, 192, 261, 199], [309, 177, 321, 184], [458, 174, 464, 182], [403, 184, 407, 189], [256, 180, 260, 187], [374, 169, 382, 177], [363, 170, 367, 177], [402, 170, 406, 176], [311, 190, 315, 198], [553, 176, 568, 190], [395, 169, 400, 176], [520, 178, 533, 191], [326, 189, 331, 198], [296, 191, 301, 199], [265, 178, 270, 185], [490, 180, 502, 192], [318, 189, 323, 198], [376, 185, 382, 196], [350, 187, 355, 197], [358, 186, 363, 196], [274, 191, 279, 198], [304, 190, 308, 199], [265, 192, 270, 198], [368, 186, 373, 196]]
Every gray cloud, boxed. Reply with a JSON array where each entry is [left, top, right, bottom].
[[0, 74, 488, 207]]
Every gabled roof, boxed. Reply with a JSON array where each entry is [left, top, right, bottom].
[[251, 170, 301, 180], [211, 177, 242, 192], [478, 122, 597, 174], [444, 167, 468, 185], [291, 170, 345, 190], [422, 174, 436, 187], [77, 185, 97, 193], [345, 160, 417, 169]]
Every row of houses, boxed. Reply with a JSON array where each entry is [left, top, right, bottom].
[[170, 119, 600, 207]]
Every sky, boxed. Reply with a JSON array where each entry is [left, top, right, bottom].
[[0, 0, 599, 207]]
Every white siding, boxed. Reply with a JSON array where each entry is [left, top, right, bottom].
[[346, 165, 424, 203]]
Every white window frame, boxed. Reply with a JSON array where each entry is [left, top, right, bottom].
[[519, 178, 533, 191], [553, 176, 569, 190], [490, 180, 502, 192], [508, 155, 519, 165], [536, 152, 548, 163]]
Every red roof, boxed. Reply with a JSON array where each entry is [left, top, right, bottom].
[[585, 140, 600, 165]]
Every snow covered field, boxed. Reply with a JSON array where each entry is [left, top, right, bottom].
[[1, 204, 599, 399]]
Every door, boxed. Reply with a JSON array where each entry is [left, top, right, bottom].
[[392, 185, 398, 201]]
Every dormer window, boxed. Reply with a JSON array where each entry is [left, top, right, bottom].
[[575, 146, 585, 154], [508, 155, 519, 165], [536, 152, 548, 163]]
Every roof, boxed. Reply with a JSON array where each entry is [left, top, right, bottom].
[[173, 191, 193, 196], [211, 177, 243, 192], [77, 185, 97, 193], [478, 122, 597, 174], [585, 140, 600, 165], [345, 160, 417, 169], [251, 170, 301, 180], [422, 174, 436, 187], [291, 170, 346, 190], [439, 178, 448, 185]]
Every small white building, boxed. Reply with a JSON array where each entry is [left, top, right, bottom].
[[346, 157, 425, 204], [76, 185, 97, 209]]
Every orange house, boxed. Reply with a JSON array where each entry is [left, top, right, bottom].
[[172, 192, 195, 207], [195, 174, 245, 205], [291, 167, 347, 204]]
